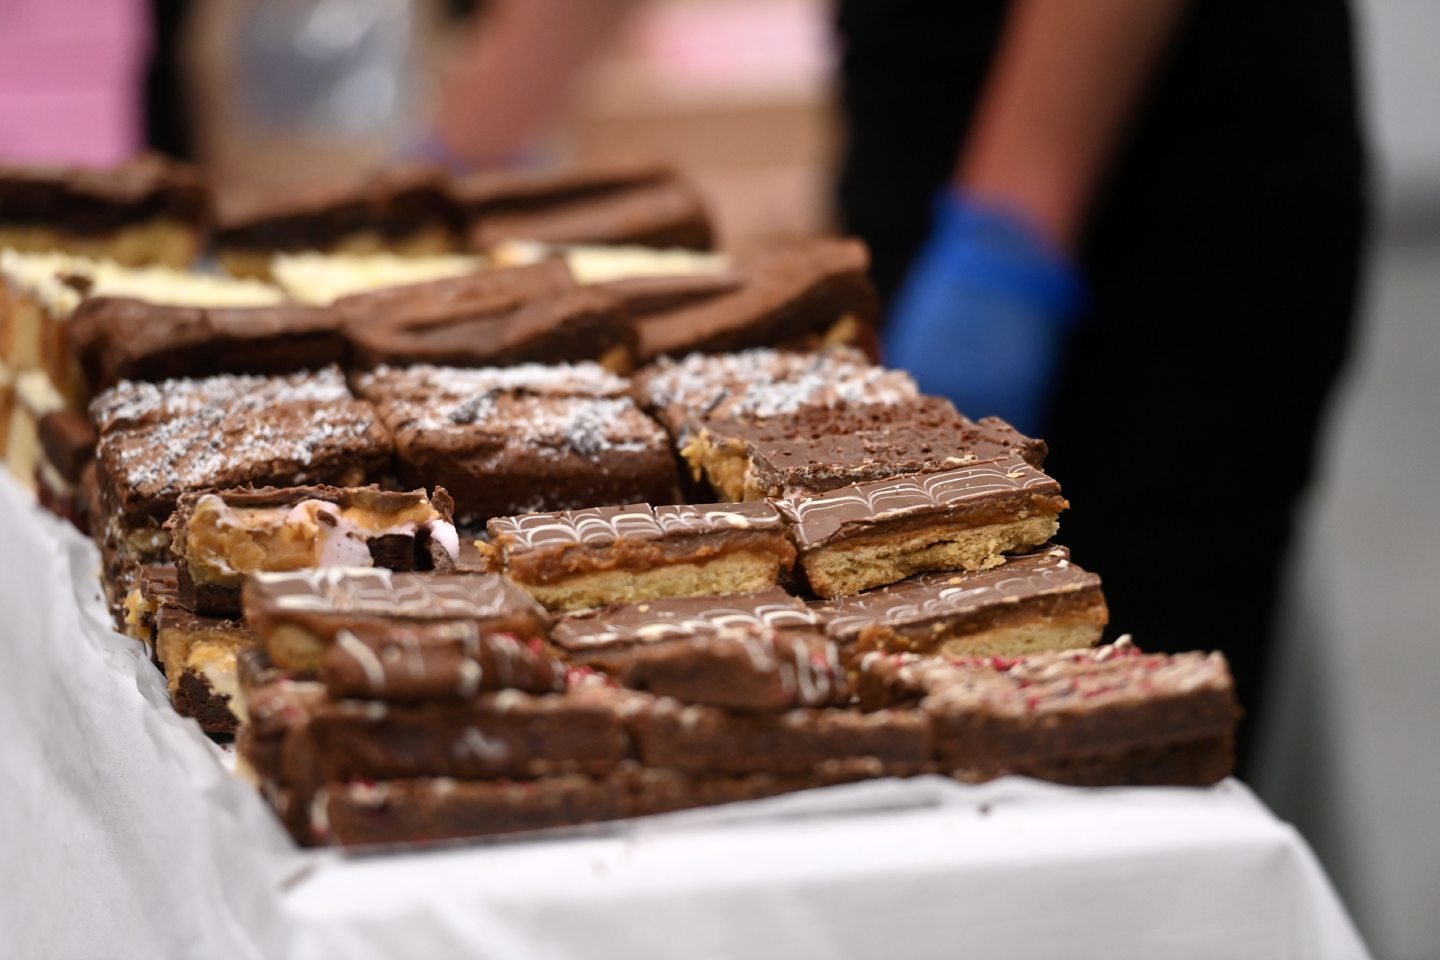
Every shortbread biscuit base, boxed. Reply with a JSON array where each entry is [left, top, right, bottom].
[[801, 514, 1061, 598], [518, 550, 788, 612], [0, 219, 201, 269]]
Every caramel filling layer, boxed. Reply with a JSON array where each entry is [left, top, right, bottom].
[[502, 529, 796, 587], [186, 494, 455, 586]]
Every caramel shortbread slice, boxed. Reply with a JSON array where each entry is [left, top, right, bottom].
[[242, 568, 550, 674], [484, 501, 798, 612], [684, 396, 1046, 501], [169, 485, 460, 617], [856, 639, 1239, 786], [820, 545, 1107, 661], [777, 457, 1067, 598]]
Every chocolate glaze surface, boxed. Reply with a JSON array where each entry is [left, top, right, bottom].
[[776, 456, 1066, 551]]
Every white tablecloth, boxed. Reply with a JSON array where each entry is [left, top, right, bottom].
[[0, 475, 1371, 959]]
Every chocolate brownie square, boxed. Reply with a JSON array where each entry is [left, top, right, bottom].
[[356, 363, 679, 526]]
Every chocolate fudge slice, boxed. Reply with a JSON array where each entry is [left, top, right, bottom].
[[242, 568, 550, 673], [685, 396, 1047, 501], [454, 161, 713, 252], [168, 485, 459, 617], [0, 154, 207, 268], [554, 591, 843, 710], [233, 649, 329, 842], [357, 363, 678, 526], [90, 367, 393, 616], [309, 762, 886, 848], [598, 624, 850, 712], [630, 346, 916, 439], [338, 264, 633, 370], [214, 165, 461, 279], [483, 501, 797, 611], [552, 587, 826, 659], [821, 545, 1107, 660], [317, 619, 566, 702], [629, 699, 930, 775], [67, 297, 347, 391], [857, 639, 1239, 786], [281, 687, 628, 793], [777, 456, 1068, 598], [632, 239, 880, 362]]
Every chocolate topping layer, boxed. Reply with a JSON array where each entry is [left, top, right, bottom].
[[214, 165, 456, 249], [244, 568, 547, 627], [360, 364, 677, 526], [820, 546, 1102, 643], [454, 162, 713, 251], [631, 346, 914, 435], [488, 501, 784, 553], [697, 397, 1048, 500], [552, 588, 826, 654], [777, 456, 1066, 551], [633, 239, 880, 360], [0, 154, 206, 232], [343, 284, 632, 369], [69, 296, 347, 390]]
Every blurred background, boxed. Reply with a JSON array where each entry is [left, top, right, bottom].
[[1, 1, 1436, 956]]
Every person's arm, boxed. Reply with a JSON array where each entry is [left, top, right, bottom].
[[959, 0, 1191, 250], [432, 0, 643, 168], [884, 0, 1191, 432]]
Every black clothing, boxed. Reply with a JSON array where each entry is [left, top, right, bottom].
[[835, 0, 1368, 771]]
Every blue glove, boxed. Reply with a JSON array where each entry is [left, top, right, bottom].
[[883, 191, 1087, 436]]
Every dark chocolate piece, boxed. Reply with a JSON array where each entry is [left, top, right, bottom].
[[856, 639, 1239, 783], [632, 239, 879, 361], [242, 568, 551, 673], [67, 297, 347, 390], [358, 363, 678, 527]]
